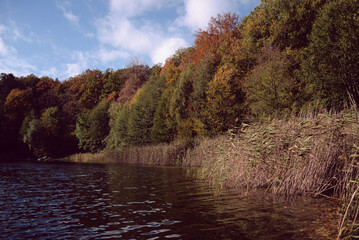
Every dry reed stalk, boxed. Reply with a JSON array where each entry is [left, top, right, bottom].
[[191, 110, 359, 197], [68, 139, 197, 167]]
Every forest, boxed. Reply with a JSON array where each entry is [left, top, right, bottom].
[[1, 0, 359, 160]]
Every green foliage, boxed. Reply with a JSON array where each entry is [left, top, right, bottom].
[[20, 74, 40, 89], [126, 71, 166, 146], [245, 47, 301, 117], [107, 103, 130, 148], [151, 89, 176, 144], [190, 54, 217, 106], [241, 0, 327, 55], [102, 68, 127, 99], [302, 0, 359, 109], [22, 118, 47, 157], [76, 100, 110, 153], [42, 106, 60, 131], [19, 107, 75, 158], [169, 66, 194, 124], [189, 54, 218, 133]]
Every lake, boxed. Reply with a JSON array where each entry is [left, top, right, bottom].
[[0, 161, 338, 239]]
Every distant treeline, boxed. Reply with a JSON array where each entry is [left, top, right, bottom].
[[1, 0, 358, 159]]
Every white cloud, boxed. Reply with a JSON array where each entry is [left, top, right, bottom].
[[151, 37, 188, 64], [64, 51, 88, 78], [176, 0, 240, 31], [0, 25, 6, 34], [57, 2, 80, 26], [0, 21, 33, 42], [97, 17, 157, 53], [0, 23, 38, 76], [0, 41, 37, 77], [41, 67, 58, 78], [98, 48, 130, 63], [64, 12, 80, 26], [0, 38, 10, 56], [64, 63, 82, 78], [95, 0, 256, 65], [95, 0, 188, 65]]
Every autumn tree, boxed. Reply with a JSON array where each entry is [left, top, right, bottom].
[[245, 47, 301, 117], [301, 0, 359, 110], [4, 88, 33, 125], [102, 68, 127, 101], [205, 63, 245, 134], [193, 13, 241, 64], [127, 67, 165, 146], [34, 77, 60, 112], [79, 69, 104, 109], [19, 74, 40, 89], [241, 0, 327, 56], [117, 63, 151, 103], [150, 49, 190, 142]]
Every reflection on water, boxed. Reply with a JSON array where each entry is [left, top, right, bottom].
[[0, 161, 338, 239]]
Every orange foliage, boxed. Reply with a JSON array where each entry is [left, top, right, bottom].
[[117, 64, 150, 103], [65, 75, 86, 101], [106, 91, 118, 103], [193, 13, 242, 64], [4, 88, 32, 119]]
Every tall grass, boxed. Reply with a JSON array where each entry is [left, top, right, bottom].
[[68, 138, 197, 166], [184, 109, 359, 239], [188, 109, 359, 197]]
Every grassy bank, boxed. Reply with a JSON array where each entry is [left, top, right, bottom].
[[191, 110, 359, 196], [188, 109, 359, 239], [66, 139, 198, 166], [67, 109, 359, 197], [65, 109, 359, 238]]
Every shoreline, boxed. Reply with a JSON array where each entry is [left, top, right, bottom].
[[59, 110, 359, 239], [63, 109, 359, 197]]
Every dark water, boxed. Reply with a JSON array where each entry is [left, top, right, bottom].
[[0, 161, 338, 239]]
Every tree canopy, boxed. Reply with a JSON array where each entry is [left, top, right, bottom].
[[2, 0, 359, 159]]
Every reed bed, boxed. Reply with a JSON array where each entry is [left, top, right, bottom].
[[69, 109, 359, 198], [69, 139, 197, 166], [188, 110, 359, 197]]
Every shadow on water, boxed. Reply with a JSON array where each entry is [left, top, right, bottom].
[[0, 161, 338, 239]]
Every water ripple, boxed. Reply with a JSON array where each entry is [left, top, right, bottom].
[[0, 162, 338, 239]]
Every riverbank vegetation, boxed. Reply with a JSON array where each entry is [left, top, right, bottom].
[[1, 0, 359, 238], [67, 108, 359, 238]]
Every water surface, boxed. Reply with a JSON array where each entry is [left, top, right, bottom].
[[0, 161, 338, 239]]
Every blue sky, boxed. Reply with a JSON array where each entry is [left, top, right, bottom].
[[0, 0, 260, 80]]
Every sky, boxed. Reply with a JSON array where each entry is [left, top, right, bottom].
[[0, 0, 260, 81]]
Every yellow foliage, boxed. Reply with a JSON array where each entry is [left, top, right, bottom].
[[176, 118, 206, 139], [205, 63, 244, 133]]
